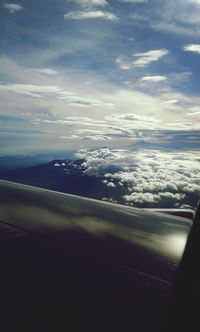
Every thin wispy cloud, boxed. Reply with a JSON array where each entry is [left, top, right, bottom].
[[64, 10, 119, 20], [150, 22, 197, 37], [136, 1, 200, 37], [84, 135, 111, 141], [67, 0, 108, 7], [3, 2, 23, 14], [120, 0, 148, 3], [116, 56, 132, 70], [163, 99, 179, 104], [105, 113, 160, 124], [187, 111, 200, 116], [140, 75, 167, 82], [132, 49, 169, 68], [60, 135, 80, 140], [0, 83, 113, 108], [116, 49, 169, 70], [30, 68, 58, 76]]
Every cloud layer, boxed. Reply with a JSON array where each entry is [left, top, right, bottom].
[[76, 148, 200, 207]]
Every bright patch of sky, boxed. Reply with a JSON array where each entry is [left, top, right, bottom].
[[3, 2, 23, 14], [0, 0, 200, 154]]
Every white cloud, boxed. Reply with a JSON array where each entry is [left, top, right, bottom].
[[107, 182, 116, 187], [1, 59, 200, 143], [116, 49, 169, 70], [76, 147, 128, 175], [187, 111, 200, 116], [60, 135, 80, 139], [84, 135, 111, 141], [64, 10, 119, 21], [105, 113, 161, 124], [116, 56, 132, 70], [163, 99, 179, 104], [0, 83, 113, 108], [148, 1, 200, 37], [120, 0, 148, 3], [124, 192, 158, 203], [133, 49, 169, 68], [67, 0, 108, 7], [33, 116, 104, 127], [63, 116, 105, 125], [30, 68, 58, 76], [123, 192, 185, 204], [190, 0, 200, 4], [0, 83, 67, 98], [3, 2, 23, 13], [140, 75, 167, 82], [183, 44, 200, 54], [77, 147, 200, 206]]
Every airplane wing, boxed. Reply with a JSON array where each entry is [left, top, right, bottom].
[[0, 179, 198, 331]]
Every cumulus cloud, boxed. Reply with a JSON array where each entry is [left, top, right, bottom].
[[183, 44, 200, 54], [123, 192, 185, 204], [3, 2, 23, 13], [140, 75, 167, 82], [76, 147, 127, 175], [107, 182, 116, 187], [116, 49, 169, 70], [64, 10, 119, 21], [76, 147, 200, 207]]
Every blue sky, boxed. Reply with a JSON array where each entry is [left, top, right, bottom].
[[0, 0, 200, 154]]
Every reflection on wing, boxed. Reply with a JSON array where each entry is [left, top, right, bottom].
[[0, 180, 192, 332]]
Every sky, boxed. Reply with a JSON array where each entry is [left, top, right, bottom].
[[0, 0, 200, 154]]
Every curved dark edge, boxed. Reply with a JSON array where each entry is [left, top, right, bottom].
[[162, 200, 200, 331], [143, 208, 195, 221]]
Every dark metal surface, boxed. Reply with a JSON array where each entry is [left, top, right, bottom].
[[162, 202, 200, 331], [143, 208, 195, 220], [0, 180, 192, 331]]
